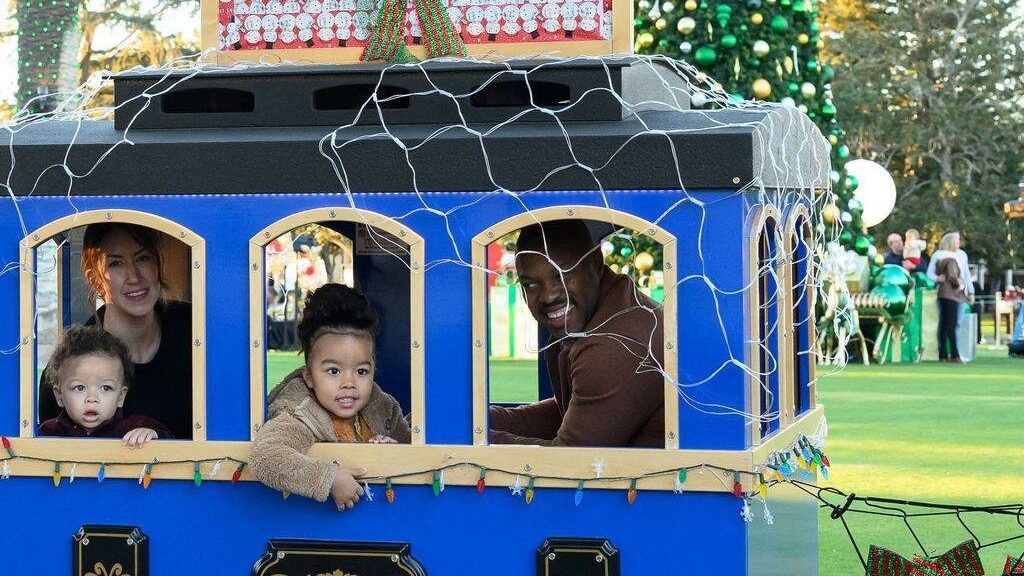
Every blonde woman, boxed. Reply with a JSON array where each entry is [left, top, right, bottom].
[[930, 232, 967, 362]]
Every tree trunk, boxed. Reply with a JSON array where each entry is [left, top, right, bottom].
[[16, 0, 83, 112]]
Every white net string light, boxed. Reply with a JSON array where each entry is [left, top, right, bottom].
[[1, 52, 855, 432]]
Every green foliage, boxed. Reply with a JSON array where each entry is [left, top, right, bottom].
[[826, 0, 1024, 273], [634, 0, 871, 257]]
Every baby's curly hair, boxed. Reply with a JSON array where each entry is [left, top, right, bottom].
[[45, 325, 134, 390], [297, 283, 379, 359]]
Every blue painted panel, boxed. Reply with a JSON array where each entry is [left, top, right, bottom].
[[2, 476, 752, 575]]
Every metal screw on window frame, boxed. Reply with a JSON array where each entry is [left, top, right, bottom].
[[412, 340, 420, 349], [252, 340, 261, 348], [547, 553, 556, 561], [126, 538, 134, 546], [105, 212, 113, 220], [474, 339, 482, 347], [391, 555, 399, 563], [567, 208, 576, 216], [329, 210, 337, 218], [195, 422, 203, 430], [523, 463, 532, 472], [732, 176, 741, 185], [83, 538, 90, 546], [596, 555, 605, 563], [665, 261, 673, 269], [193, 339, 201, 347], [475, 426, 483, 434], [668, 431, 676, 439], [252, 263, 259, 271], [193, 261, 201, 269], [413, 426, 421, 434], [277, 552, 285, 560]]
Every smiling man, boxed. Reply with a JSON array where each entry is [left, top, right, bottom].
[[488, 220, 665, 447]]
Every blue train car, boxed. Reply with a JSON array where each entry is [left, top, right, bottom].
[[0, 58, 830, 574]]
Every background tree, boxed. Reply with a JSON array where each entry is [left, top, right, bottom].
[[14, 0, 198, 113], [825, 0, 1024, 282], [634, 0, 873, 258]]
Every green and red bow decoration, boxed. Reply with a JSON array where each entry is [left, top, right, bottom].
[[866, 541, 983, 576], [361, 0, 466, 62]]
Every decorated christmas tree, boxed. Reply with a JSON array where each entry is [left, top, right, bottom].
[[634, 0, 871, 258]]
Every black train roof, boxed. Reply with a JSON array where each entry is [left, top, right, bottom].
[[1, 59, 830, 197]]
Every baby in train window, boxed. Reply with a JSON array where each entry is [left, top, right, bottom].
[[39, 326, 172, 446], [249, 283, 410, 511]]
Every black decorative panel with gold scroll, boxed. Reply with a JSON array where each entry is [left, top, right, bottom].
[[252, 540, 427, 576], [72, 525, 149, 576], [536, 537, 620, 576]]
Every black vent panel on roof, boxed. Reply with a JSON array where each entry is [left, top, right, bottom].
[[161, 88, 255, 114], [313, 84, 411, 110], [471, 80, 571, 108]]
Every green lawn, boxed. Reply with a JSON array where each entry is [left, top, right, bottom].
[[817, 346, 1024, 574]]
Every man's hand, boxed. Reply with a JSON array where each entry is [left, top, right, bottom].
[[329, 466, 366, 511], [368, 435, 397, 444]]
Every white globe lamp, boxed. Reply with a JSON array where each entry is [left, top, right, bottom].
[[845, 159, 896, 228]]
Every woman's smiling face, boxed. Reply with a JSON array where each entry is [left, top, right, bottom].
[[93, 228, 162, 318]]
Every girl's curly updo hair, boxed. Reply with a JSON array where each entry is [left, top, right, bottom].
[[297, 283, 379, 359]]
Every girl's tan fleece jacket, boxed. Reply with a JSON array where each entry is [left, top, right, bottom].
[[248, 370, 411, 502]]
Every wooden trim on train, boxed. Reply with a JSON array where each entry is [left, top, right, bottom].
[[469, 205, 679, 449], [1, 405, 823, 491], [743, 204, 781, 447], [248, 207, 427, 443], [19, 209, 208, 440]]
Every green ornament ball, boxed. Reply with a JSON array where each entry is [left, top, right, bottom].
[[821, 65, 835, 82], [837, 144, 850, 159], [912, 271, 936, 290], [821, 102, 837, 117], [845, 174, 858, 191], [620, 246, 634, 257], [715, 3, 733, 14], [770, 14, 789, 31], [805, 59, 818, 72], [838, 229, 854, 245], [872, 284, 908, 320], [873, 264, 912, 292], [721, 34, 737, 48], [788, 82, 799, 93], [853, 235, 871, 256], [694, 45, 717, 67]]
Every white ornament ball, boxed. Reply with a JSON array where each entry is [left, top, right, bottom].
[[753, 40, 770, 57], [845, 159, 897, 228], [800, 82, 816, 98], [841, 211, 852, 224], [781, 97, 796, 107], [661, 1, 674, 11], [677, 16, 696, 33], [690, 92, 707, 108], [679, 41, 692, 54], [798, 104, 808, 113], [638, 0, 651, 10], [867, 245, 877, 257], [830, 170, 841, 184]]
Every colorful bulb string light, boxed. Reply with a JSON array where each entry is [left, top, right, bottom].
[[0, 433, 828, 520]]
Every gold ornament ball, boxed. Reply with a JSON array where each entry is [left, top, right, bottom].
[[817, 39, 825, 49], [637, 32, 655, 47], [684, 0, 697, 9], [752, 39, 770, 57], [798, 33, 809, 45], [609, 263, 621, 274], [750, 12, 763, 25], [828, 134, 838, 146], [634, 252, 655, 273], [677, 16, 696, 34], [800, 82, 816, 98], [823, 204, 840, 224], [874, 254, 885, 266], [655, 18, 667, 30], [752, 78, 772, 99]]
